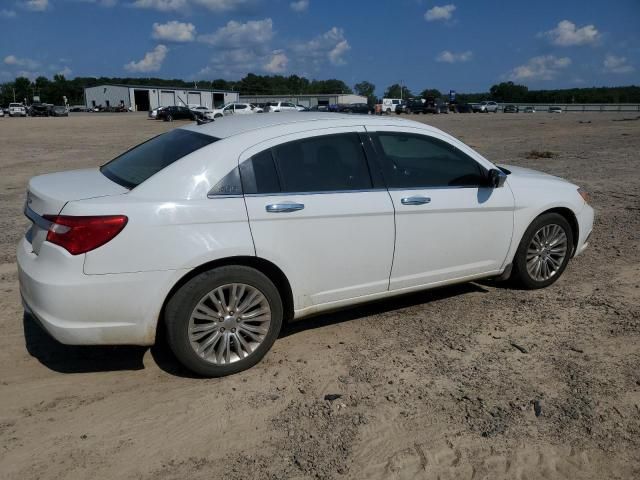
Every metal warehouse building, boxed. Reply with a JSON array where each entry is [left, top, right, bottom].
[[84, 84, 239, 112], [238, 93, 367, 108]]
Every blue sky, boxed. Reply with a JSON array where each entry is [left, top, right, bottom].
[[1, 0, 639, 94]]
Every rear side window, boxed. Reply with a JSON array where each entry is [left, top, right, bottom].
[[373, 133, 485, 188], [273, 133, 372, 192], [101, 129, 218, 189], [241, 133, 373, 194]]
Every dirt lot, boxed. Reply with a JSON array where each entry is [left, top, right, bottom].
[[0, 111, 639, 479]]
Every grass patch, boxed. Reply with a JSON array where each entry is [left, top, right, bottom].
[[525, 150, 558, 159]]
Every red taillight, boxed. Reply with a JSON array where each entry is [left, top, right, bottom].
[[43, 215, 128, 255]]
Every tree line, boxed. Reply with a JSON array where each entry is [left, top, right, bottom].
[[1, 74, 638, 107]]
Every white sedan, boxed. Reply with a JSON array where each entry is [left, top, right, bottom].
[[18, 114, 594, 377], [209, 103, 263, 119]]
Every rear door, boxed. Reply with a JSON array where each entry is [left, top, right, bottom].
[[366, 126, 514, 290], [242, 127, 395, 309]]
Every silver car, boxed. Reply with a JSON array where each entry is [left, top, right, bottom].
[[473, 101, 499, 113]]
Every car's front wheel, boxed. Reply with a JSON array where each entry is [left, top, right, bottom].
[[165, 266, 283, 377], [511, 213, 573, 289]]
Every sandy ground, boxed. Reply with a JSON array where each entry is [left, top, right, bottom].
[[0, 111, 638, 480]]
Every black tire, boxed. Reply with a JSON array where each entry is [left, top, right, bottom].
[[510, 213, 574, 289], [165, 266, 283, 377], [214, 113, 223, 119]]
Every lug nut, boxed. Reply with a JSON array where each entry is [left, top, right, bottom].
[[220, 327, 225, 332], [231, 328, 236, 333]]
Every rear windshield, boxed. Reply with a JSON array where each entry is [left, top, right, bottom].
[[100, 129, 218, 189]]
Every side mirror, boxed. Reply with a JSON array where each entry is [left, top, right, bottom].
[[488, 168, 507, 188]]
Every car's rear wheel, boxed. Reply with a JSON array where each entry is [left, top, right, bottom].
[[511, 213, 573, 289], [165, 266, 283, 377]]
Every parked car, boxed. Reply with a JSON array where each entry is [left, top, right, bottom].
[[267, 101, 298, 113], [455, 103, 475, 113], [549, 106, 563, 113], [148, 106, 165, 119], [69, 105, 89, 112], [472, 101, 499, 113], [523, 106, 536, 113], [219, 103, 263, 117], [51, 106, 69, 117], [308, 105, 329, 112], [503, 104, 519, 113], [381, 98, 404, 114], [338, 103, 370, 114], [395, 98, 428, 114], [295, 104, 309, 112], [18, 113, 594, 377], [157, 106, 195, 121], [190, 105, 214, 120], [9, 102, 27, 117], [29, 103, 52, 117]]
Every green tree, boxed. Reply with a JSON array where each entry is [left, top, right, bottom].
[[489, 81, 529, 102], [354, 80, 376, 105], [420, 88, 442, 99], [384, 83, 411, 99]]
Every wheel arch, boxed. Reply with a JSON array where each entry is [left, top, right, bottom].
[[536, 207, 580, 256], [157, 256, 295, 341]]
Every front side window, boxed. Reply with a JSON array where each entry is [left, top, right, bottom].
[[101, 129, 218, 189], [235, 104, 247, 110], [241, 133, 373, 194], [373, 133, 486, 188]]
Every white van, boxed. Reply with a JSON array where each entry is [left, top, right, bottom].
[[381, 98, 404, 114]]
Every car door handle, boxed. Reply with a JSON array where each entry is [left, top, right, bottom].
[[265, 203, 305, 213], [401, 196, 431, 205]]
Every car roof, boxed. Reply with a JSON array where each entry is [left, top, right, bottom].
[[181, 112, 438, 140]]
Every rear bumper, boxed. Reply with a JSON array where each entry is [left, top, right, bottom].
[[17, 237, 186, 346]]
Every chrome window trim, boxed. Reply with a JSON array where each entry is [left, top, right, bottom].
[[206, 194, 245, 199], [244, 188, 388, 198], [387, 185, 486, 191]]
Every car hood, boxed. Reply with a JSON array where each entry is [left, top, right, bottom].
[[500, 164, 570, 184]]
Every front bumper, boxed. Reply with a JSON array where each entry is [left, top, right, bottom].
[[17, 237, 185, 346], [574, 203, 594, 257]]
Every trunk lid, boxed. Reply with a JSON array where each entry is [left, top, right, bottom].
[[25, 168, 128, 254]]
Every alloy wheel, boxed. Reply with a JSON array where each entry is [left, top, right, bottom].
[[526, 224, 568, 282], [188, 283, 271, 365]]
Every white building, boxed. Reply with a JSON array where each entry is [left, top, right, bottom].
[[238, 93, 367, 108], [84, 84, 239, 111]]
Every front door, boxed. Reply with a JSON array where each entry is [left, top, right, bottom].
[[367, 126, 515, 291], [242, 127, 395, 310]]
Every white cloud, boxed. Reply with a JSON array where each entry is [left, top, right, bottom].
[[292, 27, 350, 66], [78, 0, 118, 6], [436, 50, 472, 63], [425, 4, 455, 22], [152, 21, 196, 42], [0, 9, 17, 17], [507, 55, 571, 81], [124, 44, 168, 72], [603, 54, 634, 74], [131, 0, 250, 12], [21, 0, 49, 11], [264, 50, 288, 73], [4, 54, 40, 70], [198, 18, 273, 47], [541, 20, 600, 47], [57, 66, 73, 76], [290, 0, 308, 12]]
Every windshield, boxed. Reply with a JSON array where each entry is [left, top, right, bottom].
[[100, 129, 218, 189]]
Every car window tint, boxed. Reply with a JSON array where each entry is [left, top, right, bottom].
[[100, 129, 218, 189], [240, 149, 281, 194], [272, 133, 372, 193], [235, 104, 247, 110], [374, 133, 485, 188], [209, 167, 242, 196]]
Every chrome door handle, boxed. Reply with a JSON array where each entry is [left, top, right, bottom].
[[265, 202, 305, 213], [401, 196, 431, 205]]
